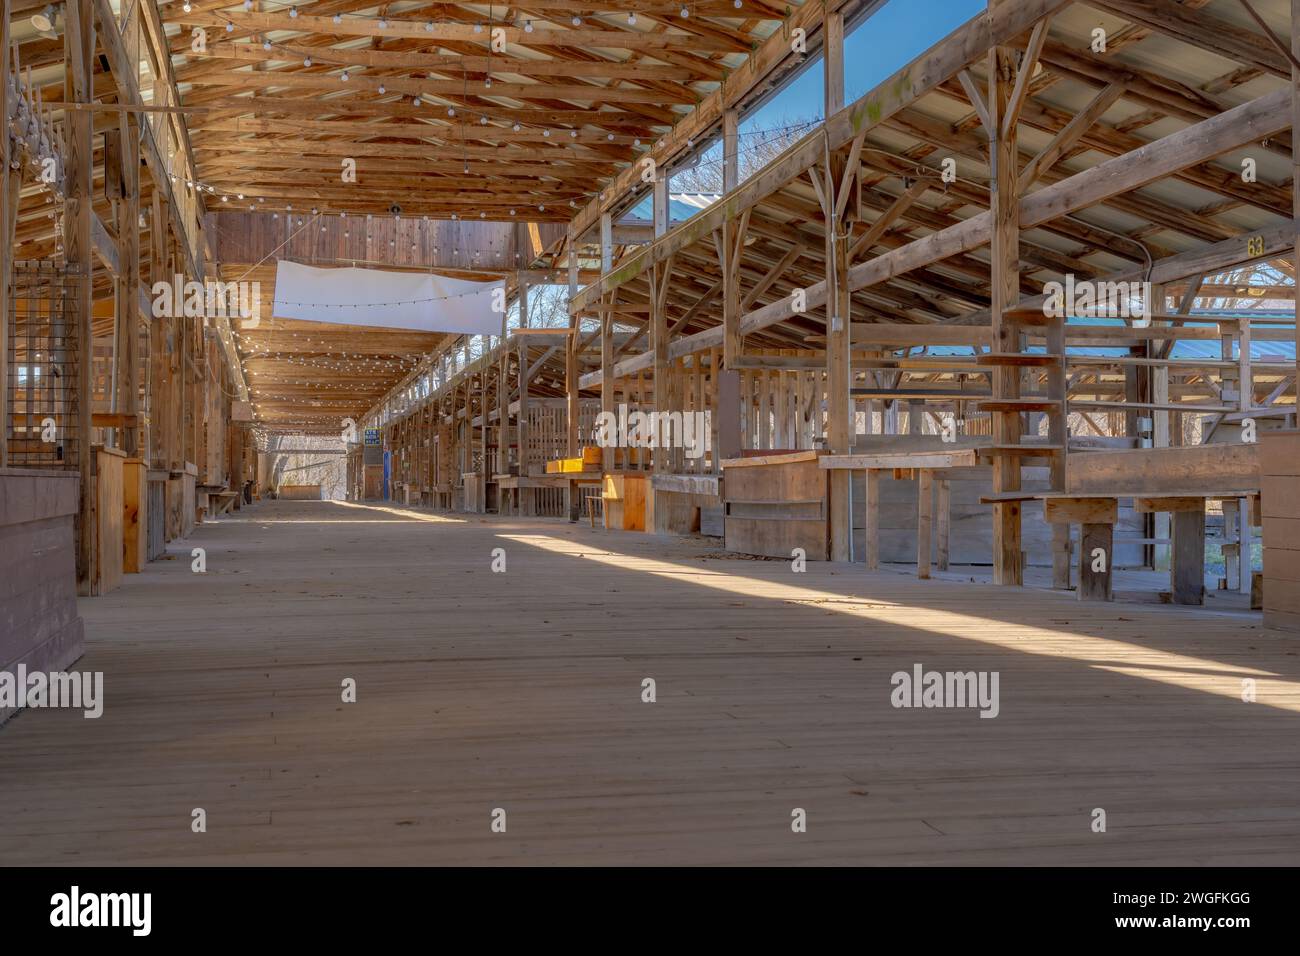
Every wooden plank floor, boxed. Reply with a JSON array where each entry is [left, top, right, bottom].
[[2, 498, 1299, 865]]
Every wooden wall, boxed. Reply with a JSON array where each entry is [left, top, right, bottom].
[[1262, 431, 1300, 632], [0, 469, 86, 724]]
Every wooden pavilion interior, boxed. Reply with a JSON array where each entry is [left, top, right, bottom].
[[2, 0, 1300, 866]]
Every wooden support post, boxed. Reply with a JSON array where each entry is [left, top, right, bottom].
[[0, 0, 12, 468], [917, 468, 933, 579], [989, 26, 1023, 586], [1079, 523, 1114, 601], [937, 477, 951, 572], [1294, 0, 1300, 376], [497, 313, 509, 477], [653, 169, 669, 239], [600, 298, 614, 483], [113, 115, 141, 457], [476, 341, 488, 513], [651, 260, 666, 477], [517, 280, 531, 515], [1239, 495, 1253, 594], [566, 231, 581, 521], [65, 1, 96, 592], [1151, 284, 1171, 571], [1223, 499, 1241, 587], [1047, 317, 1070, 589], [824, 10, 853, 563], [1171, 507, 1207, 605], [723, 108, 739, 193], [865, 468, 880, 571]]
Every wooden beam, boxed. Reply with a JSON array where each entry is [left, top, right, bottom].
[[989, 28, 1022, 586], [0, 0, 12, 468], [1018, 82, 1124, 189], [1002, 18, 1051, 139], [1093, 0, 1291, 78], [1294, 0, 1300, 377], [66, 0, 95, 593], [569, 0, 1075, 310]]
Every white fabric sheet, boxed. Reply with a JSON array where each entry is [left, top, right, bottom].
[[272, 261, 505, 335]]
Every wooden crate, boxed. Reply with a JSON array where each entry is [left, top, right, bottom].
[[1261, 431, 1300, 633]]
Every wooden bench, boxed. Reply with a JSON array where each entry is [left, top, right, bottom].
[[982, 489, 1259, 604]]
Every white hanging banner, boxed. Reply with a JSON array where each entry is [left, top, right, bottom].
[[272, 261, 505, 335]]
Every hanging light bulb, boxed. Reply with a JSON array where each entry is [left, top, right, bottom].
[[262, 39, 271, 51], [378, 84, 386, 94], [524, 19, 534, 33], [627, 12, 636, 24], [378, 18, 388, 29], [333, 14, 342, 24], [340, 70, 350, 81], [572, 16, 582, 26], [512, 122, 521, 132], [413, 97, 421, 106], [226, 21, 235, 32], [425, 21, 434, 31], [680, 6, 690, 17], [606, 132, 614, 140], [474, 23, 483, 33], [289, 6, 298, 18], [243, 0, 252, 9], [542, 129, 550, 137], [480, 115, 488, 125], [447, 107, 456, 117], [484, 77, 492, 89], [303, 57, 312, 67]]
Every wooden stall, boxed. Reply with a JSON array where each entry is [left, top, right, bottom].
[[722, 451, 828, 560]]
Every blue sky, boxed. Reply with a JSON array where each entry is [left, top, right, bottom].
[[743, 0, 987, 133], [668, 0, 987, 194]]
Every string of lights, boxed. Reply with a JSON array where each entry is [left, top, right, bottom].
[[182, 2, 743, 28]]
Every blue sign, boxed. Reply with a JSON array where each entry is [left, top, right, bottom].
[[364, 428, 381, 446]]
